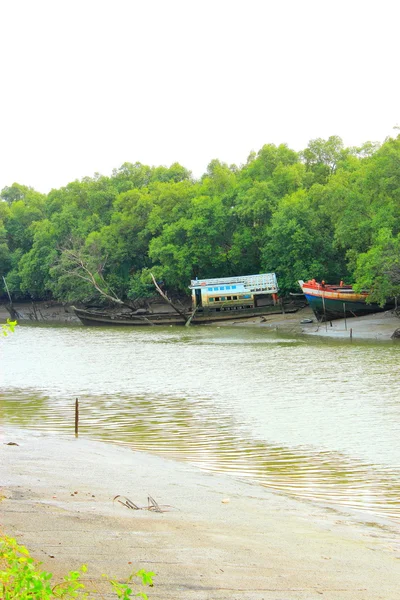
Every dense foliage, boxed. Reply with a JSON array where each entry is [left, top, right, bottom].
[[1, 134, 400, 306]]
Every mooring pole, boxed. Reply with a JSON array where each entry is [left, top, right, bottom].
[[344, 302, 347, 331], [322, 294, 327, 332], [350, 328, 353, 342], [75, 398, 79, 437]]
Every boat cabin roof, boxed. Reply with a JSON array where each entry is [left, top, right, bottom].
[[189, 273, 278, 294]]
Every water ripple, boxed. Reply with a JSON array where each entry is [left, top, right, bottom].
[[1, 325, 400, 527], [2, 388, 400, 525]]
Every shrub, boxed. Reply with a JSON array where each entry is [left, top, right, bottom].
[[0, 534, 154, 599]]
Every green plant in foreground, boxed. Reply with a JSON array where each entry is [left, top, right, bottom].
[[103, 570, 154, 600], [0, 534, 154, 599], [1, 319, 17, 337]]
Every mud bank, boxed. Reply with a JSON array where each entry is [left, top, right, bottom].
[[1, 429, 400, 599], [217, 307, 400, 340], [298, 309, 400, 341], [0, 301, 79, 324], [1, 300, 399, 340]]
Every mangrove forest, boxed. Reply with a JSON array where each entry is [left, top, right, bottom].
[[1, 134, 400, 306]]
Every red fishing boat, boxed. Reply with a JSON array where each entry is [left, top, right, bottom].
[[299, 279, 394, 321]]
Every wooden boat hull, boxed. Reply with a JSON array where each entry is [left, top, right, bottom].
[[73, 308, 186, 326], [299, 280, 394, 321], [304, 295, 388, 321], [72, 305, 296, 326]]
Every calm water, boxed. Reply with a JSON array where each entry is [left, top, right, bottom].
[[1, 324, 400, 525]]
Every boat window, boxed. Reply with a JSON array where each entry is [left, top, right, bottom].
[[243, 294, 251, 299], [209, 298, 214, 302], [220, 296, 226, 300], [233, 296, 237, 300], [215, 297, 220, 302], [219, 286, 224, 290], [213, 287, 218, 291], [232, 285, 237, 289], [227, 296, 232, 300], [208, 287, 213, 291]]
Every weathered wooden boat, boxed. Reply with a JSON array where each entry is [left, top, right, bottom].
[[72, 304, 294, 326], [73, 273, 297, 326], [299, 279, 395, 321], [72, 306, 185, 326]]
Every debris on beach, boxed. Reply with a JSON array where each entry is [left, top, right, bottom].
[[147, 494, 162, 513], [113, 495, 140, 510], [113, 494, 171, 513], [4, 442, 19, 446]]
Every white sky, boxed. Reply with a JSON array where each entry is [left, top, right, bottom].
[[0, 0, 399, 193]]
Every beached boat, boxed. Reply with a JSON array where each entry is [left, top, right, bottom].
[[298, 279, 394, 321], [73, 273, 297, 326]]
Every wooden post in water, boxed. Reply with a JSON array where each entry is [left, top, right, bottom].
[[322, 293, 327, 331], [75, 398, 79, 437], [350, 328, 353, 341], [343, 302, 347, 330]]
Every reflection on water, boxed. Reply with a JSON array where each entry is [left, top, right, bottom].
[[1, 325, 400, 524]]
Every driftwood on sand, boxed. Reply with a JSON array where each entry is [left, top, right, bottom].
[[113, 494, 171, 513]]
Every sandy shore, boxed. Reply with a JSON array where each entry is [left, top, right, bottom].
[[1, 428, 400, 599], [297, 310, 400, 341], [213, 307, 400, 341]]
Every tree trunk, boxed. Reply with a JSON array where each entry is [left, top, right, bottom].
[[150, 274, 189, 323]]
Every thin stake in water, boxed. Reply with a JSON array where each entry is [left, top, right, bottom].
[[75, 398, 79, 437]]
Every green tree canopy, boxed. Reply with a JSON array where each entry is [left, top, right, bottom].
[[1, 134, 399, 305]]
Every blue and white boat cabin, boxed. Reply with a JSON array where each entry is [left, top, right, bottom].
[[189, 273, 279, 311]]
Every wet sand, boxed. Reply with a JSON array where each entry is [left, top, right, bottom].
[[215, 307, 400, 340], [299, 310, 400, 341], [1, 428, 400, 599], [0, 301, 79, 324]]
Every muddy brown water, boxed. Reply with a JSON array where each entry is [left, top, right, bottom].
[[1, 324, 400, 526]]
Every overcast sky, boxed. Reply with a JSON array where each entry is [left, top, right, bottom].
[[1, 0, 399, 193]]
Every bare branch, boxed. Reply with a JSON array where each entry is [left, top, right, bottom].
[[57, 245, 136, 309], [151, 273, 189, 322]]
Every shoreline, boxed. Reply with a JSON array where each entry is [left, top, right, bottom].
[[297, 309, 400, 341], [208, 307, 400, 341], [1, 427, 400, 599], [0, 301, 79, 325], [1, 300, 399, 341]]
